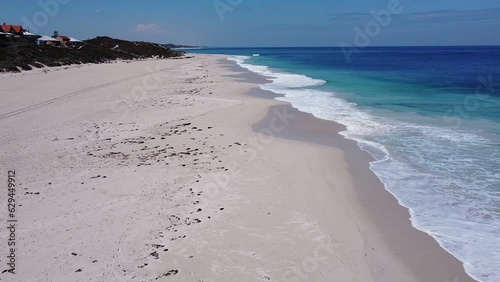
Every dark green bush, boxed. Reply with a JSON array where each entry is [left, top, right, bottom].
[[0, 36, 183, 72]]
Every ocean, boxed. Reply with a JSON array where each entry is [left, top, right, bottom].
[[186, 46, 500, 282]]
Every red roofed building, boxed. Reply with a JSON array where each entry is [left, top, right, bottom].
[[12, 25, 24, 33], [1, 24, 25, 35], [56, 35, 71, 46], [1, 25, 12, 33]]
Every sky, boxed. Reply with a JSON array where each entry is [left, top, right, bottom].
[[2, 0, 500, 47]]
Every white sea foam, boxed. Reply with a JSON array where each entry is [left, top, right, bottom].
[[228, 56, 500, 282], [228, 56, 326, 88]]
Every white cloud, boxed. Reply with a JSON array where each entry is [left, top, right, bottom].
[[131, 23, 166, 33]]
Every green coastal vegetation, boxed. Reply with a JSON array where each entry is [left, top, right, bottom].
[[0, 36, 188, 73]]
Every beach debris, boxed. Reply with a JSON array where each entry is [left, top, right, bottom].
[[155, 270, 179, 280], [149, 251, 159, 259]]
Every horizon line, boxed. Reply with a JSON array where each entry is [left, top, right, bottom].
[[178, 44, 500, 49]]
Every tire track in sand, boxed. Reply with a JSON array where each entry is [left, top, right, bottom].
[[0, 68, 166, 121]]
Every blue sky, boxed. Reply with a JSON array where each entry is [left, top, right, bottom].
[[2, 0, 500, 46]]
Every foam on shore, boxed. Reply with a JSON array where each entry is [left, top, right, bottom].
[[229, 55, 499, 282]]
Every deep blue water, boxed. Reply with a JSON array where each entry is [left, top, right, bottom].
[[186, 46, 500, 281]]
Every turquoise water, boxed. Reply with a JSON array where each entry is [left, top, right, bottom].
[[186, 47, 500, 281]]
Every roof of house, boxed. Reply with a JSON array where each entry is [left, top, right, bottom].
[[38, 35, 59, 41], [58, 36, 70, 40], [1, 25, 12, 32], [23, 31, 37, 36], [1, 25, 25, 34], [12, 25, 23, 33]]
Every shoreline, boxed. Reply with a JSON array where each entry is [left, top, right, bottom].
[[0, 54, 476, 281], [223, 57, 477, 281]]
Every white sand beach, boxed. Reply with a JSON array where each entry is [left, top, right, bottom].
[[0, 55, 475, 282]]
